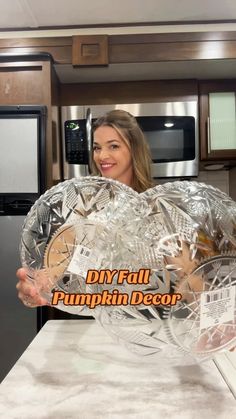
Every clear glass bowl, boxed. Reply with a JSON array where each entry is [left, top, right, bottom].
[[20, 176, 143, 315], [20, 178, 236, 356], [94, 181, 236, 357]]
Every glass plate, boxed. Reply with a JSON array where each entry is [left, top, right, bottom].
[[141, 181, 236, 355], [20, 176, 141, 314]]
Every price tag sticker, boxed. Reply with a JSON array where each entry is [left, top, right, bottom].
[[200, 286, 236, 331], [67, 245, 102, 277]]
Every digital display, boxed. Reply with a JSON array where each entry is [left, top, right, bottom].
[[67, 122, 80, 130]]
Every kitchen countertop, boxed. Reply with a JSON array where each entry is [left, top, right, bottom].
[[0, 319, 235, 419]]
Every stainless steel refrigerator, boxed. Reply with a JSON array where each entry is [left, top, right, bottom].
[[0, 105, 47, 382]]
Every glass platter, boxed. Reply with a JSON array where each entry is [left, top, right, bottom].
[[20, 176, 144, 314], [20, 178, 236, 356]]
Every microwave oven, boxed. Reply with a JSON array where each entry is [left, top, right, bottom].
[[61, 101, 198, 179]]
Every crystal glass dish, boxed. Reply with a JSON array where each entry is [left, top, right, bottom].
[[20, 178, 236, 356], [20, 176, 142, 314], [94, 181, 236, 357]]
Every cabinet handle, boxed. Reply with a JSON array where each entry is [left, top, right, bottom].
[[207, 117, 211, 154]]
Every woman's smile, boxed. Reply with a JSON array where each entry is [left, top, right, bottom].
[[99, 162, 116, 173]]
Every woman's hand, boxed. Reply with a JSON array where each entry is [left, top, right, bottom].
[[196, 324, 236, 353], [16, 268, 50, 308]]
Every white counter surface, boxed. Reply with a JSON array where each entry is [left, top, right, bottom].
[[0, 319, 235, 419]]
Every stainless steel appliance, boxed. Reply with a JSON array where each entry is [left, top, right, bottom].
[[0, 105, 47, 382], [61, 101, 199, 179]]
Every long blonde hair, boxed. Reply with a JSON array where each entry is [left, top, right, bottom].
[[91, 110, 153, 193]]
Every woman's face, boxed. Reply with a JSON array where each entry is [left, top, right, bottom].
[[93, 125, 133, 187]]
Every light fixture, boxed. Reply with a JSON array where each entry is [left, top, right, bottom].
[[164, 122, 174, 128], [204, 164, 225, 171]]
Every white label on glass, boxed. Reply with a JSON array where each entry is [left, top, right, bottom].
[[67, 244, 101, 276], [200, 286, 235, 331]]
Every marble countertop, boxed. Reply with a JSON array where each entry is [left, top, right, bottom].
[[0, 319, 235, 419]]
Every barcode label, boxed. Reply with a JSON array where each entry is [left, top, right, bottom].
[[200, 286, 236, 331], [78, 247, 90, 258], [202, 288, 231, 304], [67, 245, 102, 277]]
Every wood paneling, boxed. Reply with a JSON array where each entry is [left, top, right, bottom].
[[0, 37, 72, 47], [51, 65, 60, 105], [0, 62, 44, 103], [72, 35, 108, 66], [0, 46, 71, 64], [109, 40, 236, 63], [109, 32, 236, 44], [51, 67, 62, 183], [59, 79, 198, 105], [1, 32, 236, 65], [199, 79, 236, 93]]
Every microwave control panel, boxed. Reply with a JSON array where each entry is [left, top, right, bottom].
[[65, 120, 89, 164]]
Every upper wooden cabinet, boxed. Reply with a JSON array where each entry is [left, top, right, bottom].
[[199, 80, 236, 160], [2, 31, 236, 66]]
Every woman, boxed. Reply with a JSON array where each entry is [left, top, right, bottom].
[[16, 109, 153, 307]]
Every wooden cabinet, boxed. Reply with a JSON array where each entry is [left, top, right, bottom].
[[199, 80, 236, 160], [0, 58, 61, 188]]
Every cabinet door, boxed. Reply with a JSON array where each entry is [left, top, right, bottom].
[[199, 81, 236, 160]]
